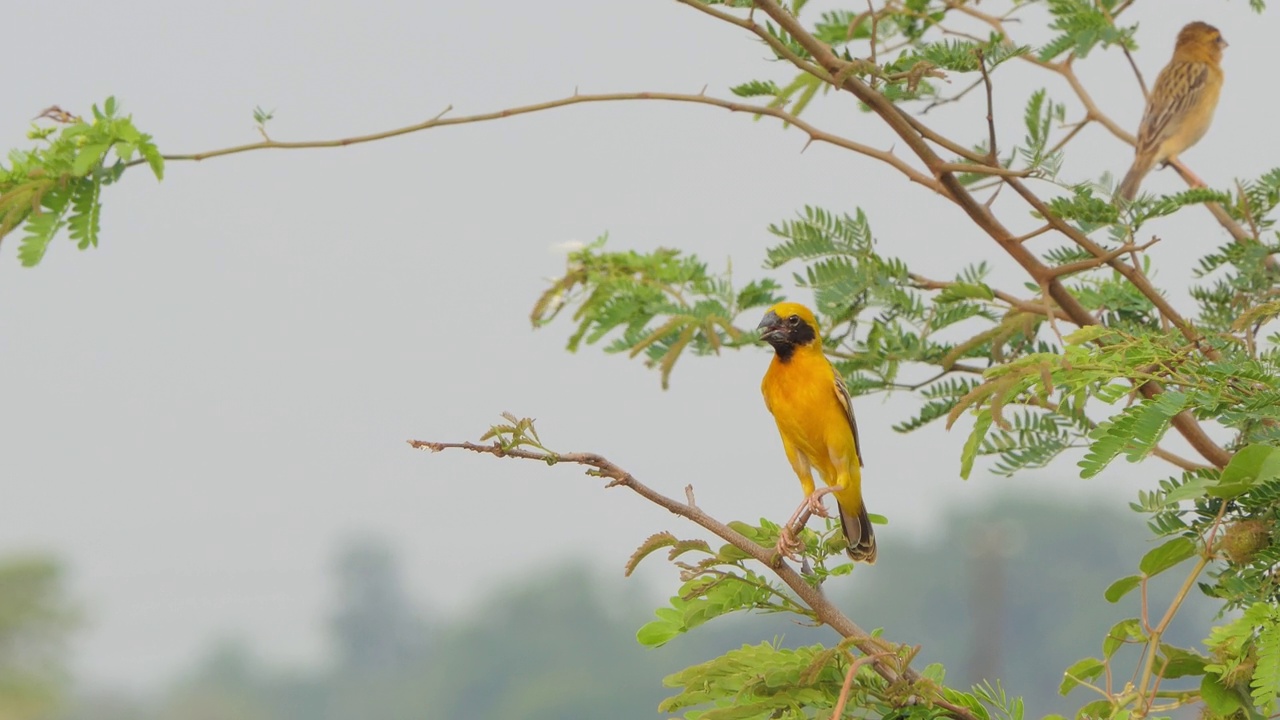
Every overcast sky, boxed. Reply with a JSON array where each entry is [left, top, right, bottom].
[[1, 0, 1267, 693]]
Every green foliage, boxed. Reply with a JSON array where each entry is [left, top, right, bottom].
[[532, 0, 1280, 699], [1039, 0, 1136, 61], [927, 40, 1029, 73], [1019, 89, 1067, 176], [1204, 602, 1280, 714], [530, 235, 781, 388], [0, 555, 77, 718], [630, 513, 1036, 720], [1045, 186, 1118, 226], [1, 97, 162, 266]]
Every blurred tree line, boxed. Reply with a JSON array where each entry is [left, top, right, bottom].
[[5, 494, 1213, 720], [0, 555, 76, 720]]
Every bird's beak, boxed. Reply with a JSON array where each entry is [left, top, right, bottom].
[[757, 310, 784, 341], [1218, 36, 1229, 49]]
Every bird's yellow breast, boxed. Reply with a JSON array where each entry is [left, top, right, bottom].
[[761, 348, 861, 481]]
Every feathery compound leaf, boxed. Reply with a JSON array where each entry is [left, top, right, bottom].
[[3, 96, 162, 266], [625, 532, 679, 577], [1046, 186, 1119, 225], [906, 39, 1030, 73], [960, 410, 993, 480], [1255, 614, 1280, 712], [729, 79, 782, 98], [67, 177, 103, 250], [17, 188, 72, 267], [532, 235, 780, 387], [1039, 0, 1135, 60]]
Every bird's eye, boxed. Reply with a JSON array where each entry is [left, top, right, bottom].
[[787, 315, 801, 326]]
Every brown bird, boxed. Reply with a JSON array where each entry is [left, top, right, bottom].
[[1117, 21, 1227, 202]]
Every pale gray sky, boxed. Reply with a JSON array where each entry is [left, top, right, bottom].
[[0, 0, 1265, 692]]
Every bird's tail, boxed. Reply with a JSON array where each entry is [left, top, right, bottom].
[[838, 501, 877, 564], [1117, 153, 1156, 202]]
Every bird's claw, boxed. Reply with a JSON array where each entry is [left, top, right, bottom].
[[806, 491, 832, 518], [774, 526, 804, 562]]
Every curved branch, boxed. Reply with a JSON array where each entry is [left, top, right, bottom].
[[408, 438, 979, 720], [139, 92, 940, 193]]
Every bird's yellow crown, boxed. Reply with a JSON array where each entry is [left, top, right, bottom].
[[764, 302, 821, 340]]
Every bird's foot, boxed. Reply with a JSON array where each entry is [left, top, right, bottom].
[[805, 488, 836, 519], [774, 526, 805, 563]]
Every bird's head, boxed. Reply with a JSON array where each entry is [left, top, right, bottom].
[[757, 302, 820, 361], [1175, 21, 1227, 63]]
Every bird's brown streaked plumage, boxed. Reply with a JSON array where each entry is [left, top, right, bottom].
[[1118, 21, 1227, 202]]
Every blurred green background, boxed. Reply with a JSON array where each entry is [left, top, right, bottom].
[[7, 493, 1215, 720]]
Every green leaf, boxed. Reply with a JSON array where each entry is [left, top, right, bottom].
[[636, 618, 681, 648], [1059, 656, 1104, 695], [1161, 476, 1214, 504], [1200, 673, 1244, 715], [624, 532, 678, 577], [1156, 644, 1208, 679], [72, 142, 111, 177], [1103, 618, 1144, 659], [139, 140, 165, 181], [16, 188, 72, 267], [1075, 699, 1111, 720], [1104, 575, 1141, 603], [1255, 615, 1280, 712], [1211, 444, 1280, 499], [729, 79, 782, 98], [960, 410, 993, 480], [68, 177, 103, 250], [1138, 536, 1196, 577]]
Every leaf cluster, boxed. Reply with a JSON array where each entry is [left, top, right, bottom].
[[628, 519, 1027, 720], [1, 97, 163, 266], [530, 235, 781, 388]]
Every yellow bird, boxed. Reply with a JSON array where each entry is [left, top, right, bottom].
[[1118, 21, 1227, 201], [757, 302, 876, 563]]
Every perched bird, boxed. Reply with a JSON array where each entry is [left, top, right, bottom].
[[1117, 21, 1227, 201], [757, 302, 876, 563]]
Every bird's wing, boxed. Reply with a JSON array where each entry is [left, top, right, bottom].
[[833, 371, 864, 468], [1138, 62, 1211, 152]]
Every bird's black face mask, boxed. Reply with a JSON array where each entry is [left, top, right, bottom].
[[757, 310, 816, 362]]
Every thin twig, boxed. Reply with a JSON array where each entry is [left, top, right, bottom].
[[920, 77, 984, 114], [1045, 237, 1160, 278], [135, 91, 941, 193], [977, 49, 998, 166], [910, 273, 1073, 322], [1122, 46, 1150, 99], [1135, 502, 1229, 719], [832, 652, 891, 719]]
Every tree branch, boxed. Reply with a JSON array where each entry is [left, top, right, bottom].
[[138, 91, 942, 193], [408, 438, 980, 720]]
